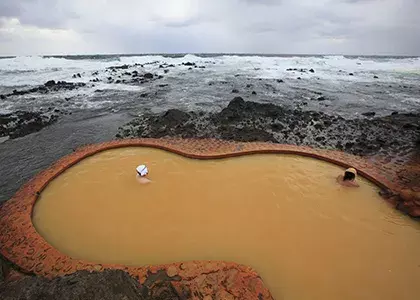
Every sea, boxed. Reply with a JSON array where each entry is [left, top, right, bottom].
[[0, 53, 419, 202], [0, 54, 419, 117]]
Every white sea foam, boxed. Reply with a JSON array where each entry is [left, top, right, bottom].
[[0, 54, 419, 115], [1, 54, 419, 87]]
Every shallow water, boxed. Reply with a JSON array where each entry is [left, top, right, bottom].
[[0, 111, 131, 203], [33, 147, 420, 300]]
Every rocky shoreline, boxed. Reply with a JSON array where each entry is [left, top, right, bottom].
[[0, 259, 273, 300], [117, 97, 420, 158], [0, 65, 168, 140], [1, 98, 419, 299], [1, 98, 419, 298], [0, 269, 193, 300], [0, 110, 58, 140], [1, 54, 420, 300], [0, 80, 87, 100], [0, 80, 87, 140]]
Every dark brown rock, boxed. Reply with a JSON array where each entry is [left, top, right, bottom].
[[108, 64, 129, 70], [160, 109, 191, 127], [403, 123, 418, 130], [0, 257, 5, 283], [220, 126, 276, 143], [271, 123, 283, 131], [0, 111, 58, 139], [0, 270, 193, 300], [117, 98, 420, 159], [362, 112, 376, 117], [44, 80, 56, 87]]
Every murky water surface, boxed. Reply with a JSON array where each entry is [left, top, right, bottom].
[[33, 147, 420, 300]]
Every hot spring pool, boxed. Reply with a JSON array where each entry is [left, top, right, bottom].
[[32, 147, 420, 300]]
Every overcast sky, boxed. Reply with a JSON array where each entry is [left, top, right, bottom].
[[0, 0, 419, 56]]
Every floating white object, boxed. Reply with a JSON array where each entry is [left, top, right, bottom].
[[136, 165, 148, 177]]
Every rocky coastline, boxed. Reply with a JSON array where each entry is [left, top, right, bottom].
[[0, 65, 168, 140], [0, 110, 58, 140], [0, 76, 419, 298], [0, 259, 273, 300], [117, 97, 419, 158]]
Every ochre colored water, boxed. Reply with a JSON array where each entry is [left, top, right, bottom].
[[33, 147, 420, 300]]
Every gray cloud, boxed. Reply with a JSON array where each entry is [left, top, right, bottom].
[[341, 0, 376, 3], [0, 1, 24, 17], [239, 0, 282, 5], [0, 0, 419, 55], [0, 0, 78, 28]]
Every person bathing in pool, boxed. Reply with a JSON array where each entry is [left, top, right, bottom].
[[136, 164, 151, 184], [337, 168, 359, 187]]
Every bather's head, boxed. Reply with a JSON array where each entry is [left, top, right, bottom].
[[136, 165, 149, 177], [343, 168, 357, 181]]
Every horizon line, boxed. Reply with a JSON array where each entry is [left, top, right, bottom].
[[0, 52, 419, 58]]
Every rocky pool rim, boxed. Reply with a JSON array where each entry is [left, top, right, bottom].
[[0, 138, 398, 281]]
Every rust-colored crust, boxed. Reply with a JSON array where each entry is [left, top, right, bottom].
[[0, 138, 408, 298]]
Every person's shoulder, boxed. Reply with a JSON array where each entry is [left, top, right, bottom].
[[344, 181, 359, 188], [136, 176, 151, 184], [337, 177, 359, 187], [351, 181, 360, 188], [140, 178, 151, 184]]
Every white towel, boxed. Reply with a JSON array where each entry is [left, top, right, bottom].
[[136, 165, 148, 177]]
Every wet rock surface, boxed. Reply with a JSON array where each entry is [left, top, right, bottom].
[[0, 270, 146, 300], [0, 264, 273, 300], [0, 66, 165, 101], [0, 257, 6, 283], [0, 112, 131, 203], [117, 97, 420, 158], [1, 81, 87, 99], [0, 111, 58, 139]]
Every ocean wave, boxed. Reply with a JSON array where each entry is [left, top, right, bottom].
[[0, 53, 419, 87], [323, 55, 346, 60], [43, 55, 122, 62], [0, 56, 16, 60], [0, 69, 37, 75]]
